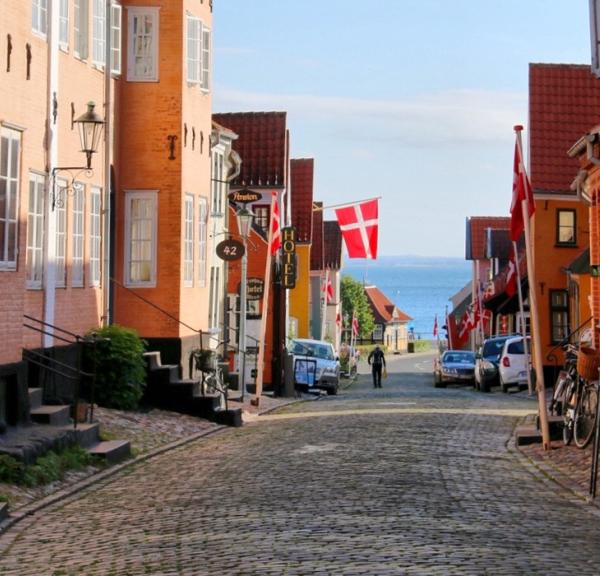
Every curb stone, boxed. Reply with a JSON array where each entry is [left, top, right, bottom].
[[0, 396, 305, 537]]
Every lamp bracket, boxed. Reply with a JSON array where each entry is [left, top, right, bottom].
[[51, 166, 93, 211]]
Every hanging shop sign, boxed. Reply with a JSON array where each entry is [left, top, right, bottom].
[[281, 226, 297, 289], [228, 188, 263, 204], [238, 277, 265, 301], [216, 238, 245, 261]]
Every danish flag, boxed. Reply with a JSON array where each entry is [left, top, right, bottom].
[[506, 247, 518, 297], [322, 272, 334, 303], [270, 192, 281, 256], [510, 128, 535, 242], [352, 314, 360, 337], [335, 199, 379, 259]]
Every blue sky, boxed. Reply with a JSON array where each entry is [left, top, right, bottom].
[[212, 1, 591, 257]]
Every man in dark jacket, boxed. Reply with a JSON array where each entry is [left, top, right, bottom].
[[368, 346, 386, 388]]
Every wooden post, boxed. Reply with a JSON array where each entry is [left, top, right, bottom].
[[515, 126, 550, 450]]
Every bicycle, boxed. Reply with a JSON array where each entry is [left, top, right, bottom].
[[550, 344, 577, 418], [192, 348, 229, 411]]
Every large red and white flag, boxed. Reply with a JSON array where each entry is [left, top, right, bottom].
[[270, 192, 281, 256], [510, 130, 535, 242], [457, 311, 472, 343], [335, 199, 379, 259], [506, 247, 518, 297]]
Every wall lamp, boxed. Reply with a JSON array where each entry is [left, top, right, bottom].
[[51, 102, 104, 210]]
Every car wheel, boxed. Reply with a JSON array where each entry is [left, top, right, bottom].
[[434, 380, 445, 388], [326, 383, 338, 396], [480, 378, 490, 393], [500, 377, 508, 393]]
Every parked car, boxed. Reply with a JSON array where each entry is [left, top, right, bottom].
[[433, 350, 476, 387], [475, 335, 516, 392], [289, 338, 340, 395], [498, 336, 531, 393]]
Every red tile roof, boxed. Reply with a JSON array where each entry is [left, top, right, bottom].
[[323, 221, 342, 270], [364, 286, 412, 324], [466, 217, 511, 260], [310, 202, 324, 271], [212, 112, 288, 187], [529, 63, 600, 194], [290, 159, 314, 243]]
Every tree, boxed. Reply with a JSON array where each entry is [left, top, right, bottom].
[[340, 275, 374, 340]]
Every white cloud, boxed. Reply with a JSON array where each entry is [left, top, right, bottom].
[[214, 87, 527, 148]]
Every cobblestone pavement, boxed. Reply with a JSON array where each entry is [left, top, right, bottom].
[[2, 353, 600, 574]]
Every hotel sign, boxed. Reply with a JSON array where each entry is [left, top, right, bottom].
[[282, 226, 297, 289], [237, 277, 265, 301], [228, 188, 263, 204]]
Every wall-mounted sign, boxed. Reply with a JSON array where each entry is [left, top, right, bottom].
[[228, 188, 263, 204], [592, 265, 600, 277], [216, 239, 245, 261], [282, 226, 297, 289], [238, 277, 264, 301]]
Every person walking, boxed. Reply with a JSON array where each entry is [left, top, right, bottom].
[[368, 345, 386, 388]]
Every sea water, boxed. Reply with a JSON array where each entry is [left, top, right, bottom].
[[343, 256, 471, 339]]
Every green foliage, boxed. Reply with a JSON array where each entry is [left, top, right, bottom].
[[84, 325, 147, 410], [0, 446, 100, 488], [340, 276, 375, 338], [413, 340, 432, 352], [0, 454, 23, 484]]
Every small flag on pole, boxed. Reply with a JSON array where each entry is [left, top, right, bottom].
[[270, 192, 281, 256], [506, 247, 518, 297], [510, 130, 535, 242]]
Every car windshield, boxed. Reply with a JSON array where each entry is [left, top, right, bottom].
[[292, 341, 334, 361], [444, 352, 475, 364], [482, 339, 508, 357]]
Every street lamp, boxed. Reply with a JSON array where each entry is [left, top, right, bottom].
[[51, 102, 104, 209], [236, 206, 254, 401]]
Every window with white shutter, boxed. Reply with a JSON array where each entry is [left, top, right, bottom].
[[186, 15, 210, 92], [127, 7, 159, 82], [90, 187, 102, 287], [0, 127, 21, 270], [72, 184, 85, 287], [32, 0, 48, 36], [59, 0, 69, 48], [74, 0, 89, 60], [92, 0, 106, 66], [125, 191, 157, 287], [184, 194, 194, 287], [27, 173, 46, 289], [55, 179, 67, 287]]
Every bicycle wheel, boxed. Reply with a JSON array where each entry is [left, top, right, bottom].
[[562, 379, 576, 445], [573, 383, 598, 449]]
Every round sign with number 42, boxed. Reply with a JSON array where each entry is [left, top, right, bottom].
[[216, 239, 245, 261]]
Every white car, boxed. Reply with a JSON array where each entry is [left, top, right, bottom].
[[290, 338, 341, 395], [498, 336, 531, 393]]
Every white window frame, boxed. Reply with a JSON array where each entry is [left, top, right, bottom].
[[372, 324, 383, 340], [92, 0, 107, 67], [71, 183, 85, 287], [74, 0, 89, 60], [32, 0, 48, 37], [183, 194, 194, 287], [55, 179, 67, 287], [27, 173, 46, 289], [90, 186, 102, 287], [59, 0, 69, 49], [198, 197, 207, 286], [211, 149, 224, 215], [208, 265, 220, 330], [124, 190, 157, 287], [127, 7, 160, 82], [111, 3, 122, 75], [186, 15, 210, 91], [0, 127, 21, 270]]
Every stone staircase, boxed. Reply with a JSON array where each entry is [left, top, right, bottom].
[[143, 351, 242, 427], [0, 389, 131, 466]]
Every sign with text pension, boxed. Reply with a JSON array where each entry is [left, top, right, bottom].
[[282, 226, 297, 288]]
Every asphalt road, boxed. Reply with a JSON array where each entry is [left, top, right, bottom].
[[1, 352, 600, 575]]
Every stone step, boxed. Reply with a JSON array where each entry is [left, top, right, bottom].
[[535, 415, 564, 441], [515, 425, 543, 446], [87, 440, 131, 465], [30, 405, 71, 426], [28, 388, 43, 410], [0, 503, 8, 523], [214, 408, 243, 427], [64, 422, 101, 448]]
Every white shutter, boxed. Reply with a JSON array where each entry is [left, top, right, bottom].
[[111, 3, 122, 74]]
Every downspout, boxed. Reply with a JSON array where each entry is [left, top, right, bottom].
[[103, 0, 113, 326], [43, 0, 59, 347]]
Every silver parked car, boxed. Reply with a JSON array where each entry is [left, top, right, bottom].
[[290, 338, 340, 395], [433, 350, 476, 388]]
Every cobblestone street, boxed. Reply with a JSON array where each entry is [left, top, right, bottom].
[[2, 353, 600, 575]]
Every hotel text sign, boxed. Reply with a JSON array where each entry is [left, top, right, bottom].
[[282, 226, 297, 289], [228, 188, 263, 204]]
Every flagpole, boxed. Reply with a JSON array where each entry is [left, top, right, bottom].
[[446, 306, 453, 350], [321, 269, 329, 340], [312, 196, 383, 212], [512, 240, 533, 396], [515, 125, 550, 449], [252, 195, 276, 407]]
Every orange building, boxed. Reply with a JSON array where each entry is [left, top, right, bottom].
[[528, 64, 596, 378], [113, 0, 215, 367], [213, 112, 290, 393]]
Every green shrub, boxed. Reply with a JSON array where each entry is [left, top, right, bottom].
[[0, 454, 23, 484], [84, 325, 147, 410]]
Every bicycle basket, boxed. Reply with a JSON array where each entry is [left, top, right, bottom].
[[577, 347, 600, 381]]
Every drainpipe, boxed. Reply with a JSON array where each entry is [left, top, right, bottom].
[[103, 0, 113, 326]]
